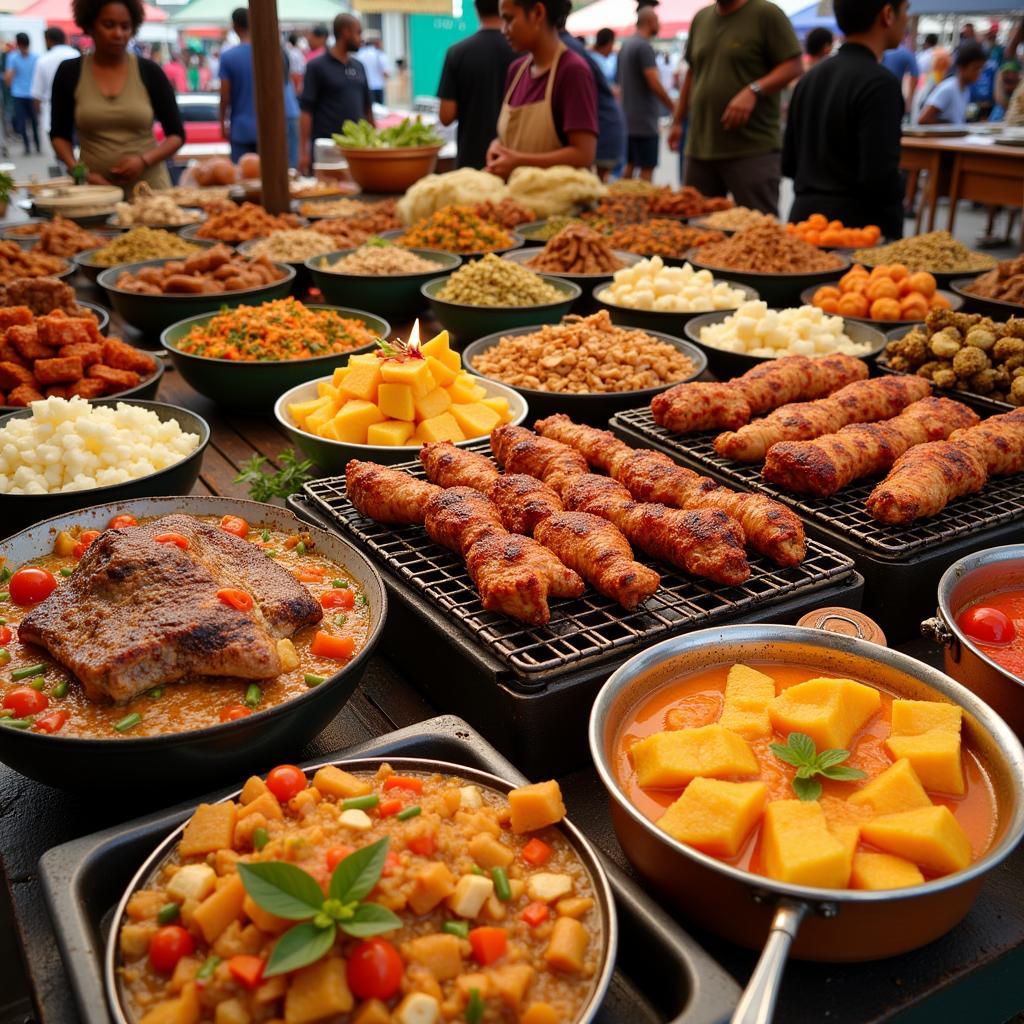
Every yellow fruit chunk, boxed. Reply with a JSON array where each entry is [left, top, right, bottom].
[[720, 663, 775, 739], [340, 361, 382, 402], [848, 758, 932, 815], [316, 380, 341, 400], [448, 375, 487, 403], [415, 387, 453, 421], [331, 400, 385, 444], [377, 382, 415, 422], [419, 329, 452, 360], [860, 805, 972, 875], [890, 699, 962, 737], [348, 353, 379, 365], [306, 404, 339, 435], [885, 730, 964, 795], [288, 395, 332, 427], [319, 419, 344, 442], [367, 420, 415, 446], [481, 396, 512, 423], [768, 677, 881, 751], [657, 778, 767, 857], [508, 779, 566, 833], [761, 800, 852, 888], [417, 411, 466, 443], [379, 357, 436, 398], [331, 366, 349, 386], [850, 851, 925, 890], [450, 401, 502, 440], [426, 354, 458, 386], [630, 724, 759, 788]]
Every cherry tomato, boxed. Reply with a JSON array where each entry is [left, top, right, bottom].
[[216, 588, 254, 612], [9, 567, 57, 606], [148, 925, 195, 974], [35, 709, 70, 734], [219, 515, 250, 539], [321, 589, 355, 610], [72, 530, 102, 559], [3, 687, 49, 717], [346, 938, 403, 1000], [958, 605, 1016, 646], [0, 626, 10, 646], [108, 514, 138, 529], [154, 533, 189, 549], [325, 844, 355, 872], [219, 704, 252, 722], [266, 764, 306, 803]]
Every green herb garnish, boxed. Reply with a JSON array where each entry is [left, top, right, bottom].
[[466, 987, 485, 1024], [235, 449, 315, 503], [769, 732, 867, 801]]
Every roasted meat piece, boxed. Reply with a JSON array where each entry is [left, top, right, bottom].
[[345, 459, 441, 525], [18, 515, 323, 703], [490, 424, 590, 496]]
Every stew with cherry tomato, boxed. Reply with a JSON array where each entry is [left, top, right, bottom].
[[958, 589, 1024, 681]]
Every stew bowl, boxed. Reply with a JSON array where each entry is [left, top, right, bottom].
[[0, 495, 387, 789]]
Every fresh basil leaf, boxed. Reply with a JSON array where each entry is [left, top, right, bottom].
[[237, 861, 325, 920], [768, 742, 806, 768], [819, 764, 868, 781], [792, 775, 822, 801], [815, 748, 852, 770], [330, 837, 390, 903], [795, 764, 816, 779], [264, 921, 336, 977], [787, 733, 817, 765], [339, 900, 402, 938]]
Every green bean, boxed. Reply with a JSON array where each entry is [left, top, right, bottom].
[[244, 684, 262, 708], [28, 676, 46, 691], [492, 867, 511, 902], [303, 673, 325, 688], [253, 827, 269, 851], [1, 717, 31, 729], [52, 680, 67, 698], [471, 865, 485, 876], [196, 956, 220, 981], [397, 805, 421, 821], [59, 568, 73, 577], [443, 920, 469, 938], [332, 578, 349, 588], [147, 687, 164, 699], [157, 903, 180, 925], [114, 712, 142, 733], [342, 794, 379, 810], [12, 663, 47, 681], [0, 567, 11, 583]]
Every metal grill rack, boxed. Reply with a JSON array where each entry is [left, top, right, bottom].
[[611, 406, 1024, 559]]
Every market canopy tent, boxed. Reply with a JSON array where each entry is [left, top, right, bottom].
[[786, 1, 837, 33], [168, 0, 345, 25], [17, 0, 166, 28], [566, 0, 706, 37]]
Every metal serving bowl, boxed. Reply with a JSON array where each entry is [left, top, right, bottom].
[[590, 623, 1024, 1023], [0, 495, 387, 788]]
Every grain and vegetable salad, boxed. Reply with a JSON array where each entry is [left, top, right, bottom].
[[437, 254, 564, 307], [174, 298, 381, 362], [114, 765, 605, 1024], [605, 221, 725, 261], [90, 227, 201, 266], [398, 206, 516, 255]]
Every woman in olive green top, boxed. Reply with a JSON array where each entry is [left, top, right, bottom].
[[50, 0, 184, 189]]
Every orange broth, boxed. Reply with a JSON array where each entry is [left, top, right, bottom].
[[614, 663, 998, 880], [963, 589, 1024, 682]]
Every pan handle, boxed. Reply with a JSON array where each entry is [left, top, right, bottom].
[[729, 898, 807, 1024]]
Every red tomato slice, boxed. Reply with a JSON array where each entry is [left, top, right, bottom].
[[108, 514, 138, 529], [321, 589, 355, 610], [216, 588, 254, 612], [227, 955, 265, 989], [35, 709, 70, 734], [266, 764, 306, 803], [3, 687, 49, 717], [0, 625, 10, 646], [154, 533, 189, 549], [148, 925, 194, 974], [326, 844, 355, 872], [72, 530, 102, 559], [219, 704, 252, 722], [346, 938, 403, 1000], [958, 605, 1016, 646], [9, 567, 57, 606], [219, 515, 250, 539]]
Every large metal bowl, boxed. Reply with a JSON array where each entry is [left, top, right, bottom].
[[0, 495, 387, 788]]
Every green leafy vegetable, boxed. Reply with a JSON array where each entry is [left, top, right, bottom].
[[769, 732, 867, 801], [235, 449, 314, 502], [333, 116, 441, 150]]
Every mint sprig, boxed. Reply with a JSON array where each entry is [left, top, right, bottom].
[[237, 837, 400, 976], [769, 732, 867, 801]]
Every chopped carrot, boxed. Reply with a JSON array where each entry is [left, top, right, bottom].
[[310, 631, 355, 661], [521, 838, 552, 866], [521, 902, 550, 928], [326, 845, 355, 871], [408, 834, 435, 856], [293, 566, 327, 583], [383, 776, 424, 794], [378, 799, 403, 817], [469, 927, 507, 965], [227, 955, 265, 990], [216, 588, 254, 612]]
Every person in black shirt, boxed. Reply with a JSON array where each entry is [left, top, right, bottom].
[[783, 0, 908, 240], [437, 0, 515, 169]]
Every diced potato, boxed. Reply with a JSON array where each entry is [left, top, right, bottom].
[[408, 862, 456, 915], [319, 418, 344, 442], [761, 800, 851, 888], [340, 361, 382, 402], [884, 730, 964, 795], [331, 366, 349, 386], [526, 873, 574, 903], [380, 358, 436, 398], [166, 864, 217, 903], [719, 664, 776, 738], [215, 849, 240, 876], [237, 791, 283, 822], [861, 805, 972, 875], [377, 382, 416, 422], [890, 700, 962, 737], [54, 530, 77, 556], [121, 921, 158, 960], [850, 851, 925, 890], [332, 400, 386, 445], [829, 823, 860, 876], [243, 894, 290, 934], [126, 889, 166, 921], [521, 1005, 559, 1024], [447, 376, 486, 404], [848, 758, 932, 815], [139, 981, 201, 1024], [169, 956, 200, 994], [352, 999, 391, 1024], [213, 998, 249, 1024], [313, 765, 372, 799], [415, 387, 453, 421], [339, 808, 373, 831], [254, 975, 287, 1004], [446, 874, 494, 918], [491, 963, 534, 1008], [657, 778, 766, 857], [450, 401, 501, 440], [180, 803, 237, 858], [630, 725, 759, 789], [276, 638, 299, 672], [426, 355, 457, 387], [508, 780, 566, 834], [468, 833, 514, 869], [348, 353, 379, 366], [284, 957, 354, 1023], [481, 396, 511, 423], [545, 916, 589, 972], [405, 933, 463, 980], [459, 785, 483, 809], [316, 380, 340, 400], [768, 677, 881, 750], [417, 411, 465, 443], [193, 873, 245, 943], [419, 330, 452, 360], [394, 992, 440, 1024], [367, 420, 415, 446]]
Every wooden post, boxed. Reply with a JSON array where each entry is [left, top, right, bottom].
[[249, 0, 289, 213]]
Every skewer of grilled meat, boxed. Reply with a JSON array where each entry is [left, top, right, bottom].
[[713, 376, 933, 463], [651, 353, 869, 434], [865, 408, 1024, 524], [420, 441, 661, 609], [345, 460, 583, 623], [763, 398, 980, 497], [535, 414, 806, 567]]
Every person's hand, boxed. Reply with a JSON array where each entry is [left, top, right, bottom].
[[721, 86, 758, 131], [109, 154, 146, 181], [485, 142, 516, 179], [668, 122, 683, 151], [86, 171, 113, 186]]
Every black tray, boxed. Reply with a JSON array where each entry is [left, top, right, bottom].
[[39, 715, 740, 1024], [610, 406, 1024, 643]]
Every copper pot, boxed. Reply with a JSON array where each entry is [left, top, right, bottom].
[[589, 624, 1024, 1024], [922, 543, 1024, 736]]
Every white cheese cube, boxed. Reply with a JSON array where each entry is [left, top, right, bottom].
[[446, 874, 494, 918], [166, 863, 217, 903]]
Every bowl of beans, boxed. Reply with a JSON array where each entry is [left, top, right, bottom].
[[307, 243, 461, 322], [237, 230, 343, 295], [463, 309, 707, 424]]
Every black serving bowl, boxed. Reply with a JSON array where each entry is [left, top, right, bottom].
[[74, 299, 111, 333], [74, 237, 220, 284], [107, 209, 205, 234], [307, 246, 460, 323], [97, 258, 296, 336], [463, 324, 706, 425], [0, 495, 386, 788], [0, 218, 51, 242], [0, 357, 163, 415], [501, 247, 644, 313], [593, 280, 760, 334], [950, 277, 1024, 320], [161, 303, 388, 411], [378, 227, 525, 259], [685, 247, 850, 307], [799, 284, 964, 328], [0, 399, 208, 538], [684, 310, 887, 379], [516, 218, 586, 246]]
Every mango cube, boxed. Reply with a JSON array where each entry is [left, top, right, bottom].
[[347, 353, 380, 365], [316, 380, 341, 400], [448, 375, 487, 403], [848, 758, 932, 815], [720, 664, 776, 739], [885, 730, 964, 795], [419, 330, 452, 360], [288, 396, 332, 427], [379, 358, 436, 398], [377, 382, 416, 422], [761, 800, 851, 888], [829, 822, 861, 875], [890, 700, 962, 737], [860, 805, 972, 875], [482, 396, 512, 423], [340, 361, 382, 402], [331, 366, 349, 386], [657, 778, 766, 857], [331, 400, 385, 444], [451, 401, 502, 439], [319, 419, 344, 442], [630, 724, 759, 789], [850, 851, 925, 890], [415, 387, 453, 421], [417, 412, 466, 443], [768, 677, 881, 751], [367, 420, 415, 446], [306, 404, 339, 435], [426, 354, 458, 387]]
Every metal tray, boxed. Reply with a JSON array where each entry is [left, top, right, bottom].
[[39, 715, 740, 1024]]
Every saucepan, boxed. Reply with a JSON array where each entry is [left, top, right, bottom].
[[589, 623, 1024, 1023], [922, 544, 1024, 736]]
